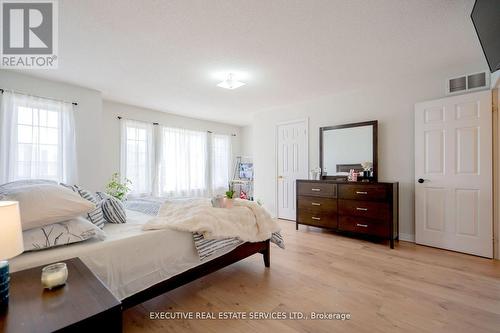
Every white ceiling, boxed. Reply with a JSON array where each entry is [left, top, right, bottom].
[[15, 0, 486, 125]]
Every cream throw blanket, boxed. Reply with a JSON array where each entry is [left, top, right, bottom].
[[143, 198, 280, 242]]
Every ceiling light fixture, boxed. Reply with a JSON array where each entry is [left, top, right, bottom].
[[217, 73, 246, 90]]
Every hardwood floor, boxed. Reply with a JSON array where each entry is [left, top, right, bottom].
[[123, 220, 500, 333]]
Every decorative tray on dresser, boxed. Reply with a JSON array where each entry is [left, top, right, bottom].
[[296, 179, 399, 248]]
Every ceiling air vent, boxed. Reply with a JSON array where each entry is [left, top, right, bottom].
[[446, 71, 490, 95], [467, 72, 486, 89], [449, 76, 466, 93]]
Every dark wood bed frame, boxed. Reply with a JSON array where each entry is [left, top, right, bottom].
[[121, 240, 270, 309]]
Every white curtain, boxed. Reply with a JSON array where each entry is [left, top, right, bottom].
[[120, 119, 155, 196], [119, 122, 232, 199], [158, 127, 208, 198], [211, 133, 232, 195], [0, 91, 77, 184]]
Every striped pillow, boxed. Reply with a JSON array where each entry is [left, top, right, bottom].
[[60, 184, 106, 229], [96, 192, 127, 224]]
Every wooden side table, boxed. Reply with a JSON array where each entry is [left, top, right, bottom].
[[0, 258, 122, 333]]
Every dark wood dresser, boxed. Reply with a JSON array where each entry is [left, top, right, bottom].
[[296, 180, 399, 248]]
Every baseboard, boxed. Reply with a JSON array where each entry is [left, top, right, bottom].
[[399, 233, 415, 242]]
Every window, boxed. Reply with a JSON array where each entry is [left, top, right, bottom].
[[158, 127, 208, 198], [211, 134, 231, 194], [119, 120, 233, 198], [16, 106, 61, 180], [0, 92, 77, 183], [120, 119, 154, 195]]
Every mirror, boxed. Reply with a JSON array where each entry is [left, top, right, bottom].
[[320, 120, 378, 181]]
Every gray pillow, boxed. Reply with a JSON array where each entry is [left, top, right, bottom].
[[23, 216, 106, 252], [96, 192, 127, 224]]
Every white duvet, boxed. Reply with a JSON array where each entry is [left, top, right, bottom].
[[144, 198, 280, 242]]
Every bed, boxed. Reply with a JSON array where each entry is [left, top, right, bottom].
[[10, 209, 270, 307]]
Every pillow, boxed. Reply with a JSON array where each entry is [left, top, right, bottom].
[[23, 216, 106, 252], [96, 192, 127, 224], [1, 184, 95, 230], [0, 179, 57, 198], [60, 183, 96, 201], [61, 184, 106, 229], [123, 198, 162, 216]]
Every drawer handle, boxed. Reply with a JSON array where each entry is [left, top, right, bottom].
[[356, 223, 368, 228], [356, 191, 368, 195], [311, 202, 321, 206], [311, 217, 321, 220], [311, 188, 321, 192], [356, 207, 368, 211]]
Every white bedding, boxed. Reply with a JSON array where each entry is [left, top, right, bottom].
[[10, 210, 241, 300], [145, 198, 280, 241]]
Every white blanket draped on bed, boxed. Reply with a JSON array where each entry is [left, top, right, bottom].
[[144, 198, 281, 242]]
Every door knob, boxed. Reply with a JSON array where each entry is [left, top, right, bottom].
[[418, 178, 425, 183], [278, 176, 284, 179]]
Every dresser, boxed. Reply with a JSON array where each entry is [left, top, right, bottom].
[[296, 180, 399, 248]]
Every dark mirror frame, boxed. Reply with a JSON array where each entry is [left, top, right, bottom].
[[319, 120, 378, 182]]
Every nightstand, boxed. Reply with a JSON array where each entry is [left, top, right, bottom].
[[0, 258, 122, 332]]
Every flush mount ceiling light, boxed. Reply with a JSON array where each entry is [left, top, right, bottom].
[[217, 73, 246, 90]]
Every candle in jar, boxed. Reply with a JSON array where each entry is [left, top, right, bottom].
[[41, 263, 68, 289]]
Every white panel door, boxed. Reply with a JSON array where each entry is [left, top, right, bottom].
[[415, 90, 492, 258], [277, 120, 308, 220]]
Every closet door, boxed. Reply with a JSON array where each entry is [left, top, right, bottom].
[[415, 90, 492, 258], [277, 120, 308, 220]]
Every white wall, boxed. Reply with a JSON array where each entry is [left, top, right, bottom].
[[241, 125, 254, 158], [101, 100, 243, 183], [0, 70, 105, 191], [250, 68, 487, 242], [491, 71, 500, 89]]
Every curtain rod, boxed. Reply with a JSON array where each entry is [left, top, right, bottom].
[[117, 116, 236, 136], [0, 88, 78, 106], [117, 116, 159, 125]]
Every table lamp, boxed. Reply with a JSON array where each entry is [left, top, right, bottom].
[[0, 201, 23, 308]]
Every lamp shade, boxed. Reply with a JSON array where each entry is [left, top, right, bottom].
[[0, 201, 23, 260]]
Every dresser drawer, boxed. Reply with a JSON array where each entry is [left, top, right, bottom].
[[297, 182, 336, 198], [338, 199, 390, 221], [297, 209, 337, 229], [298, 196, 337, 214], [338, 216, 389, 237], [338, 184, 388, 201]]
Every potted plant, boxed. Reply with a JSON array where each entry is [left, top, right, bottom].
[[224, 183, 235, 208], [105, 173, 132, 201]]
